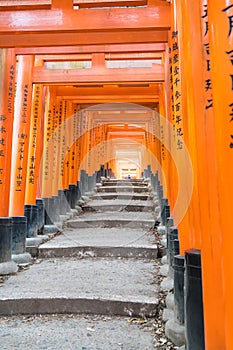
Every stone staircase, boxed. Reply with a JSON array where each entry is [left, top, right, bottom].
[[0, 178, 161, 348]]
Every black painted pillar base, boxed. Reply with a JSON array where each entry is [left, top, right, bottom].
[[52, 195, 60, 222], [69, 185, 76, 209], [174, 255, 185, 325], [11, 216, 32, 265], [185, 249, 205, 350], [57, 190, 67, 215], [43, 198, 53, 225], [36, 198, 44, 234], [64, 189, 71, 212], [0, 217, 18, 275], [75, 182, 81, 203], [24, 204, 38, 238], [167, 226, 178, 273]]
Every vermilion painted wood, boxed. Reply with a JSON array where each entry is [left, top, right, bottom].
[[0, 31, 169, 48], [9, 55, 35, 217], [0, 7, 170, 33], [36, 53, 163, 61], [0, 0, 169, 10], [15, 43, 166, 55], [0, 49, 16, 216], [56, 84, 160, 96], [208, 1, 233, 349], [32, 65, 164, 84], [25, 84, 43, 205], [51, 0, 73, 9]]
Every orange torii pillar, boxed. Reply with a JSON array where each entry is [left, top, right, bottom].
[[208, 1, 233, 349], [69, 104, 81, 207], [0, 49, 18, 274], [59, 100, 73, 213], [35, 86, 46, 233], [73, 106, 82, 203], [162, 0, 206, 346], [50, 98, 63, 222], [86, 112, 97, 190], [9, 55, 35, 265], [79, 110, 90, 195], [53, 99, 67, 217], [62, 101, 78, 210], [177, 1, 226, 348], [24, 83, 46, 241], [41, 86, 60, 224]]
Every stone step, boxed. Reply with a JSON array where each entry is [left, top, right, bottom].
[[39, 228, 158, 259], [102, 180, 148, 187], [0, 258, 158, 317], [66, 212, 155, 230], [90, 193, 152, 201], [96, 186, 151, 193], [82, 199, 155, 212]]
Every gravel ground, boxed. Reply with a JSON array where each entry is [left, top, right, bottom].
[[0, 312, 178, 350], [0, 314, 154, 350]]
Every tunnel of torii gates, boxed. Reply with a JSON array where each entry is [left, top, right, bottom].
[[0, 0, 232, 348]]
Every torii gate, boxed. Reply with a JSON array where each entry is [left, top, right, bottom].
[[0, 1, 232, 349]]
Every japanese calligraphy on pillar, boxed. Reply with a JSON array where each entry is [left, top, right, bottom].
[[171, 30, 183, 150], [168, 45, 176, 148], [76, 110, 82, 176], [27, 85, 42, 186], [51, 101, 59, 183], [60, 100, 67, 178], [15, 83, 30, 192], [43, 105, 52, 182], [87, 113, 92, 171], [201, 3, 213, 111], [71, 105, 77, 177], [222, 4, 233, 149], [95, 121, 101, 166], [0, 62, 15, 187]]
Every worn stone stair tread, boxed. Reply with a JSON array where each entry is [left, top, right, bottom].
[[39, 228, 158, 259], [96, 186, 151, 193], [102, 181, 149, 186], [0, 258, 158, 316], [82, 199, 154, 212], [68, 211, 154, 221], [90, 193, 152, 201]]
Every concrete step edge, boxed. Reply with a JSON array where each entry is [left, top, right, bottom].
[[0, 297, 158, 317], [39, 245, 158, 259]]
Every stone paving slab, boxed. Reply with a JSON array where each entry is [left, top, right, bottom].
[[66, 212, 155, 229], [82, 199, 154, 212], [40, 228, 155, 248], [90, 193, 152, 201], [0, 314, 155, 350], [39, 228, 158, 259], [103, 181, 149, 186], [0, 258, 158, 317], [96, 186, 150, 193]]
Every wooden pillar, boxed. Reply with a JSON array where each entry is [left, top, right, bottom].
[[62, 100, 73, 190], [0, 49, 16, 217], [25, 84, 43, 205], [36, 86, 46, 200], [208, 1, 233, 348], [176, 0, 226, 348], [9, 55, 34, 216], [0, 49, 18, 273], [168, 0, 195, 253], [69, 104, 78, 186], [41, 86, 56, 199]]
